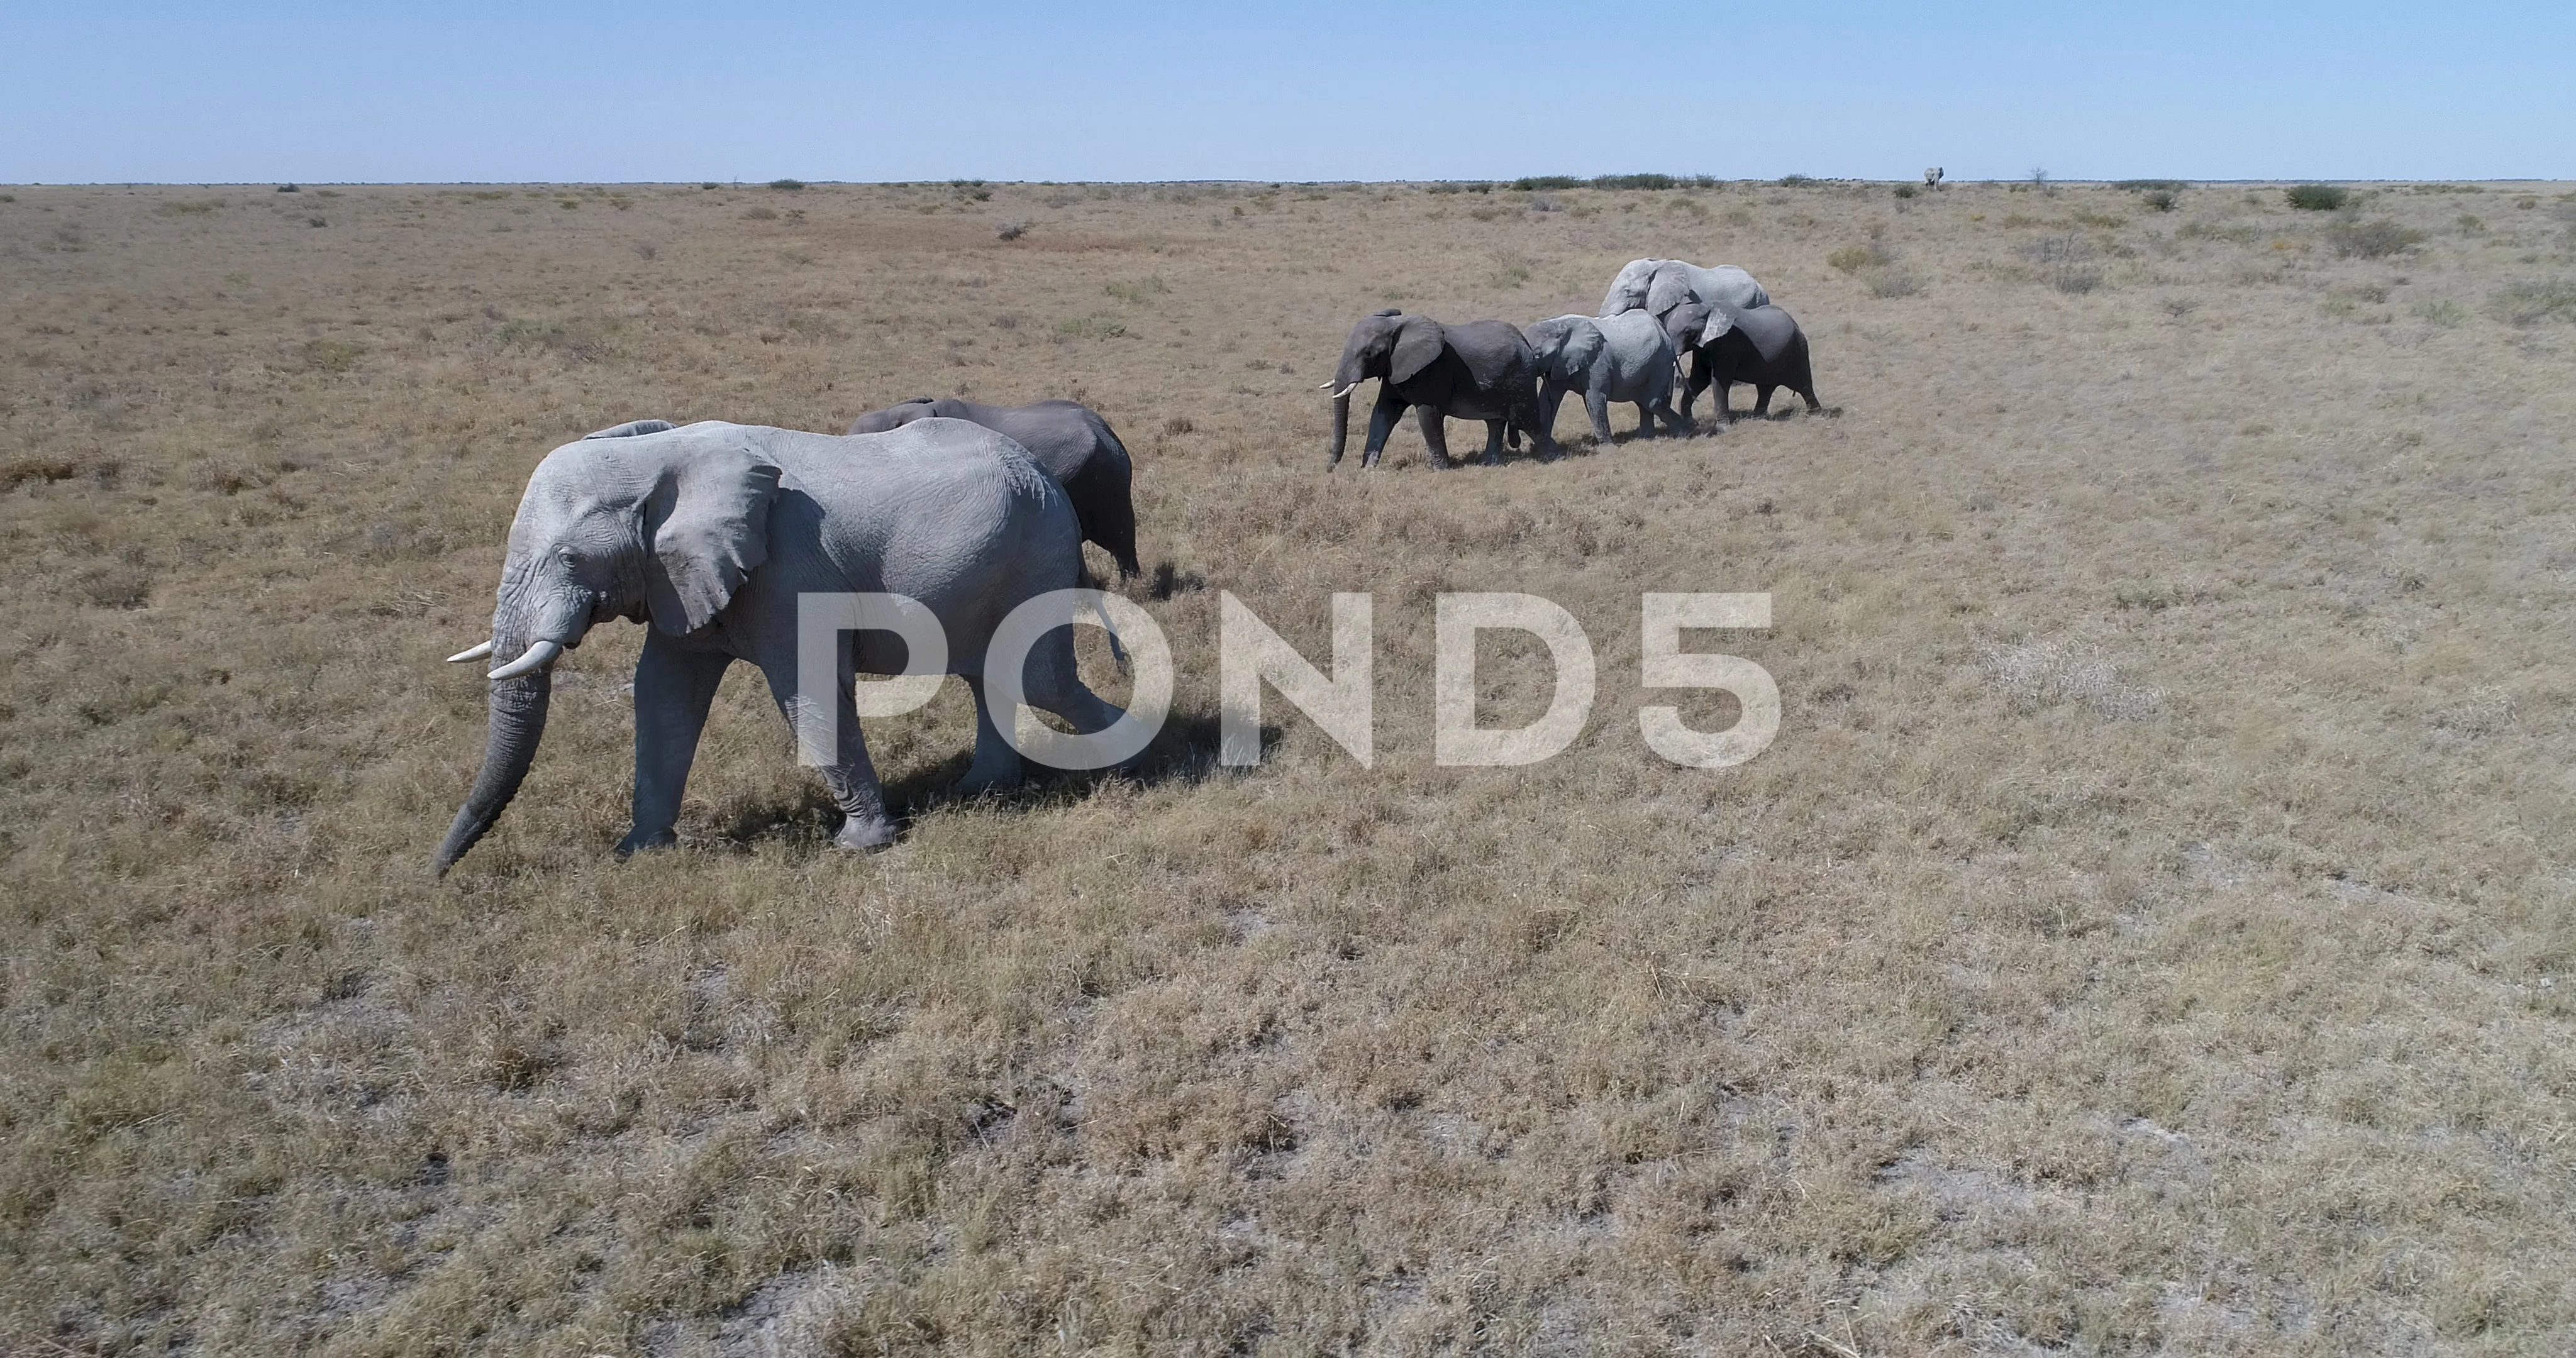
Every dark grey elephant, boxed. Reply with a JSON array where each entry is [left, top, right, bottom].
[[1661, 301, 1823, 422], [1325, 309, 1558, 469], [849, 397, 1140, 578], [1523, 310, 1689, 442], [434, 417, 1131, 873]]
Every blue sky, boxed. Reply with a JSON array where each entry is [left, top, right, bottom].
[[5, 2, 2570, 184]]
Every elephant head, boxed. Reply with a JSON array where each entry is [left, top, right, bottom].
[[1601, 258, 1687, 318], [1523, 316, 1606, 387], [845, 398, 938, 434], [1324, 309, 1446, 460], [434, 425, 780, 873], [1660, 301, 1731, 355]]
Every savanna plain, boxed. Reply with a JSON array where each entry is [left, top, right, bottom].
[[4, 174, 2574, 1356]]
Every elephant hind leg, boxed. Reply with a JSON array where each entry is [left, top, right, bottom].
[[1752, 383, 1778, 417], [1016, 628, 1137, 761], [957, 676, 1024, 794], [1416, 406, 1460, 468], [757, 655, 895, 851], [1482, 419, 1508, 462]]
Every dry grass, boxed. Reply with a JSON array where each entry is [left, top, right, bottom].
[[4, 176, 2575, 1355]]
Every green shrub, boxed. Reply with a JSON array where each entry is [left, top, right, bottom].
[[1509, 175, 1582, 192], [1589, 174, 1674, 190], [1055, 315, 1126, 340], [1868, 267, 1926, 298], [2285, 184, 2347, 211], [2410, 299, 2465, 326], [2141, 190, 2179, 212], [1102, 275, 1170, 304], [2323, 218, 2426, 258], [1779, 174, 1815, 186], [2490, 279, 2576, 325], [2116, 180, 2187, 194], [1893, 184, 1917, 199], [768, 178, 806, 192]]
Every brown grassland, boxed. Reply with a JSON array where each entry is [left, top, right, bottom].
[[3, 175, 2574, 1355]]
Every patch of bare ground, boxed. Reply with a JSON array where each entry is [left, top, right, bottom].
[[2, 178, 2573, 1353]]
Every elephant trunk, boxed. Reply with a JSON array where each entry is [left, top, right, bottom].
[[434, 574, 592, 875], [433, 658, 553, 875], [1328, 389, 1353, 465]]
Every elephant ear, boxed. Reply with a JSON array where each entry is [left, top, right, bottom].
[[1645, 263, 1696, 317], [1694, 303, 1741, 348], [1389, 315, 1446, 385], [1562, 319, 1606, 375], [643, 439, 782, 635]]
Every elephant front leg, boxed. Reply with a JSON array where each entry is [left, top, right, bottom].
[[757, 656, 896, 852], [1481, 419, 1508, 463], [1583, 387, 1614, 443], [1679, 353, 1713, 429], [1416, 405, 1459, 468], [623, 634, 732, 856], [1362, 395, 1407, 470]]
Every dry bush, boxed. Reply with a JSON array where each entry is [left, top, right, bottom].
[[3, 179, 2575, 1356]]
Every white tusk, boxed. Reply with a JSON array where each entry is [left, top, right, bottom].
[[1318, 381, 1337, 390], [486, 639, 564, 682], [1326, 382, 1360, 399], [447, 641, 494, 663]]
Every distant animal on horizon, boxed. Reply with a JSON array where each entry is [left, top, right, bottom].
[[1925, 167, 1945, 189], [849, 396, 1140, 578], [1660, 301, 1823, 424], [1599, 258, 1770, 322], [1523, 310, 1689, 443], [432, 417, 1132, 873], [1325, 309, 1557, 469]]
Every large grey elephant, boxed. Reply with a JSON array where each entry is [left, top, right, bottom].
[[1325, 309, 1557, 469], [848, 397, 1140, 578], [1660, 301, 1823, 422], [1523, 310, 1687, 441], [433, 417, 1128, 873], [1599, 258, 1770, 320]]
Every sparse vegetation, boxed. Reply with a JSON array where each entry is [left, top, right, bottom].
[[2141, 189, 2179, 211], [2324, 217, 2427, 258], [1102, 274, 1170, 303], [995, 219, 1026, 240], [1587, 173, 1675, 190], [2025, 232, 2104, 292], [2490, 277, 2576, 324], [2285, 182, 2348, 211], [2, 179, 2573, 1356]]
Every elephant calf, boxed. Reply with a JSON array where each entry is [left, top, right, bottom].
[[1524, 311, 1689, 443], [1326, 309, 1557, 469], [1662, 301, 1824, 424], [849, 396, 1140, 578]]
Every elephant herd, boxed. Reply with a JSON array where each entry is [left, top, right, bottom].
[[1326, 257, 1824, 470], [433, 256, 1821, 873]]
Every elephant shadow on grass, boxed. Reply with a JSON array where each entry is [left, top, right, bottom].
[[707, 708, 1272, 853]]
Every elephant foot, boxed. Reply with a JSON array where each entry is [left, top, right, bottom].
[[614, 827, 679, 858], [954, 765, 1021, 797], [834, 814, 898, 853]]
